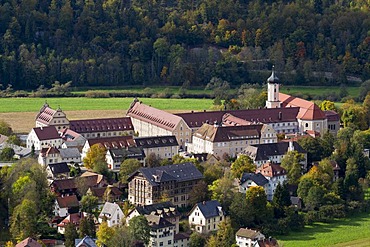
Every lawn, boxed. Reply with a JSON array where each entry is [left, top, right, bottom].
[[280, 86, 360, 98], [0, 97, 214, 113], [278, 212, 370, 247]]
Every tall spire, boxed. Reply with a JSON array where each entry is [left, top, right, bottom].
[[267, 65, 280, 84]]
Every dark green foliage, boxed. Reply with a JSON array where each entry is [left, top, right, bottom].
[[64, 222, 78, 247], [0, 1, 368, 89], [273, 183, 291, 218], [0, 147, 15, 161]]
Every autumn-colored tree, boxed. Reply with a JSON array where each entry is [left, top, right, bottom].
[[96, 221, 115, 247], [83, 144, 107, 170], [10, 199, 38, 241], [281, 151, 305, 185], [120, 158, 142, 183], [231, 154, 256, 179]]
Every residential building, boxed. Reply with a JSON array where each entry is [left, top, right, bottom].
[[174, 233, 190, 247], [46, 162, 70, 179], [54, 195, 79, 217], [134, 136, 179, 160], [324, 110, 340, 135], [241, 141, 307, 168], [189, 123, 277, 157], [239, 173, 269, 194], [69, 117, 134, 139], [128, 162, 203, 207], [105, 147, 145, 170], [127, 99, 190, 148], [59, 128, 87, 150], [81, 136, 135, 160], [57, 212, 85, 234], [36, 103, 70, 130], [189, 200, 224, 234], [146, 214, 176, 247], [256, 162, 287, 200], [87, 185, 123, 204], [15, 237, 42, 247], [39, 147, 81, 166], [235, 228, 265, 247], [126, 201, 181, 233], [98, 202, 124, 227], [75, 236, 97, 247], [27, 126, 62, 150]]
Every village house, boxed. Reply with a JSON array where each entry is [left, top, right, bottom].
[[127, 162, 203, 207], [59, 128, 87, 150], [188, 200, 224, 234], [81, 136, 135, 160], [188, 123, 277, 157], [256, 162, 287, 200], [57, 212, 86, 234], [127, 99, 191, 148], [75, 236, 97, 247], [98, 202, 124, 227], [146, 214, 176, 247], [239, 173, 269, 194], [54, 195, 79, 217], [26, 126, 62, 151], [46, 162, 70, 179], [235, 228, 266, 247], [126, 201, 181, 233], [35, 103, 70, 130], [105, 146, 145, 170], [87, 185, 123, 204], [134, 135, 179, 160], [38, 146, 81, 166], [241, 141, 307, 168], [15, 237, 43, 247], [69, 117, 134, 139]]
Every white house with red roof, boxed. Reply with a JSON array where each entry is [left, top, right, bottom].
[[26, 126, 62, 151], [256, 162, 287, 200], [36, 103, 70, 130], [57, 212, 86, 234], [54, 195, 79, 217]]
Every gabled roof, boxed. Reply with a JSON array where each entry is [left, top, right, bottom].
[[324, 110, 340, 121], [35, 103, 57, 125], [279, 93, 326, 120], [145, 214, 174, 229], [56, 195, 79, 208], [57, 212, 85, 227], [193, 200, 222, 219], [256, 162, 287, 177], [127, 101, 183, 131], [69, 117, 133, 133], [59, 148, 81, 159], [240, 173, 268, 186], [134, 135, 179, 148], [222, 113, 252, 126], [32, 126, 60, 141], [128, 162, 203, 186], [242, 142, 306, 161], [99, 202, 122, 220], [48, 162, 70, 175], [236, 228, 263, 240], [86, 136, 135, 149], [59, 128, 85, 141], [40, 146, 60, 156], [51, 178, 76, 190], [75, 236, 97, 247], [194, 123, 262, 142], [134, 201, 179, 218], [15, 237, 42, 247]]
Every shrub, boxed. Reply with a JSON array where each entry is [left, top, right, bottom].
[[85, 91, 110, 98]]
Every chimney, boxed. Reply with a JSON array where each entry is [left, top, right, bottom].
[[202, 201, 206, 205], [289, 141, 294, 151], [278, 112, 282, 120], [213, 121, 218, 128]]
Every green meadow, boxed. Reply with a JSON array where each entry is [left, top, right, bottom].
[[0, 97, 214, 113], [278, 212, 370, 247]]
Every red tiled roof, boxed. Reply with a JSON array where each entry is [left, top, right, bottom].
[[177, 107, 300, 128], [15, 238, 42, 247], [87, 136, 135, 149], [256, 162, 287, 177], [56, 195, 79, 208], [40, 146, 60, 156], [33, 126, 60, 140], [69, 117, 133, 133], [36, 105, 56, 125], [127, 101, 182, 131], [59, 128, 83, 141], [57, 212, 85, 227], [279, 93, 326, 120], [222, 113, 252, 126]]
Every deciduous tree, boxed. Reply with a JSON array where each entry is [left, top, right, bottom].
[[231, 154, 255, 179]]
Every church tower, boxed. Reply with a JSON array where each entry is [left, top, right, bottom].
[[266, 66, 281, 108]]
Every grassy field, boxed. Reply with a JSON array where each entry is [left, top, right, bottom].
[[278, 212, 370, 247], [0, 97, 214, 113], [280, 86, 360, 98]]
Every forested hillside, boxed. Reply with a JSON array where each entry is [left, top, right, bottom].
[[0, 0, 369, 90]]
